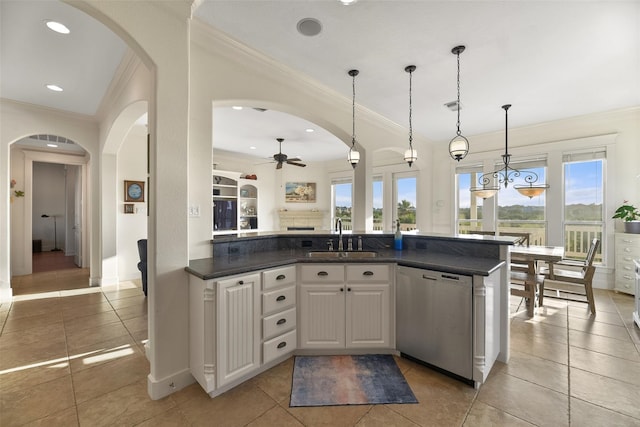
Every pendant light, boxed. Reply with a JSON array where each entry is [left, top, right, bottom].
[[449, 45, 469, 161], [470, 104, 549, 199], [347, 69, 361, 168], [404, 65, 418, 167]]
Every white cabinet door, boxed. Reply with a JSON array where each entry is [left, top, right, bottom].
[[299, 284, 345, 349], [217, 273, 261, 387], [346, 283, 390, 348]]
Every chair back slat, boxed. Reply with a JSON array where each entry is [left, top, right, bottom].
[[583, 238, 600, 271]]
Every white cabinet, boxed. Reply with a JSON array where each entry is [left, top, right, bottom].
[[261, 265, 297, 364], [298, 264, 393, 350], [216, 273, 261, 387], [213, 171, 261, 234], [189, 271, 260, 394], [615, 233, 640, 295]]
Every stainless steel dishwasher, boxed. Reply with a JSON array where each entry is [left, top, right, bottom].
[[396, 266, 473, 383]]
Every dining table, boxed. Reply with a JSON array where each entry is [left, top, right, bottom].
[[509, 245, 564, 278]]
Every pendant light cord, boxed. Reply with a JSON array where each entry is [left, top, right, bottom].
[[408, 67, 413, 150], [351, 71, 357, 148], [456, 51, 462, 136]]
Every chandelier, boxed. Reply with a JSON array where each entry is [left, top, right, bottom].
[[470, 104, 549, 199], [347, 69, 360, 168]]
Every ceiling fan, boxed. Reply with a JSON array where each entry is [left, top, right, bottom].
[[273, 138, 306, 169]]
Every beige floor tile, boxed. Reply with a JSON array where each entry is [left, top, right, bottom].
[[509, 332, 569, 365], [167, 381, 205, 406], [388, 365, 476, 427], [463, 401, 535, 426], [180, 380, 277, 427], [65, 321, 130, 351], [72, 352, 150, 403], [569, 316, 633, 341], [477, 371, 568, 426], [568, 305, 625, 326], [59, 292, 108, 310], [2, 310, 63, 333], [570, 345, 640, 386], [286, 404, 373, 427], [569, 329, 640, 362], [510, 317, 568, 345], [62, 301, 114, 321], [108, 294, 147, 310], [251, 357, 295, 404], [6, 297, 62, 320], [247, 405, 305, 427], [22, 406, 79, 427], [0, 374, 75, 426], [570, 397, 640, 427], [503, 350, 568, 393], [570, 367, 640, 419], [0, 338, 68, 372], [0, 321, 66, 348], [123, 315, 148, 334], [76, 378, 176, 427], [356, 405, 419, 427], [0, 355, 70, 393], [68, 334, 142, 374], [134, 406, 191, 427], [114, 300, 148, 320], [103, 287, 146, 302], [63, 310, 122, 334]]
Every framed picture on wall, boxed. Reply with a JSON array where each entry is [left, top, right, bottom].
[[285, 182, 316, 203], [124, 203, 135, 214], [124, 180, 145, 202]]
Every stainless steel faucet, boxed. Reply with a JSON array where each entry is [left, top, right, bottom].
[[335, 218, 343, 251]]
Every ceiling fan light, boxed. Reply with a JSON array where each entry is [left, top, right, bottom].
[[404, 148, 417, 167], [449, 135, 469, 161]]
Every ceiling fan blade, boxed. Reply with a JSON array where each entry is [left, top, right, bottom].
[[287, 157, 301, 162], [287, 160, 306, 167], [276, 162, 283, 170]]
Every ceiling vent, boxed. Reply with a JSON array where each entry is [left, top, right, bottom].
[[253, 108, 268, 112], [444, 101, 460, 112], [31, 134, 76, 145]]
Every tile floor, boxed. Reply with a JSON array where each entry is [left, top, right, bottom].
[[1, 268, 640, 426]]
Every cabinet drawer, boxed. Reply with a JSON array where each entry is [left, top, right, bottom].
[[617, 246, 640, 258], [346, 264, 390, 283], [263, 265, 296, 290], [300, 264, 344, 283], [263, 285, 296, 315], [615, 234, 640, 247], [263, 307, 296, 340], [263, 329, 297, 364]]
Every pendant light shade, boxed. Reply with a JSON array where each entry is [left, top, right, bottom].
[[347, 69, 360, 169], [404, 65, 417, 167], [449, 45, 469, 161]]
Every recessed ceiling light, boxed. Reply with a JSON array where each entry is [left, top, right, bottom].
[[249, 146, 257, 150], [297, 18, 322, 37], [232, 106, 243, 110], [339, 0, 358, 5], [47, 143, 58, 148], [46, 84, 63, 92], [305, 128, 314, 133], [45, 20, 70, 34]]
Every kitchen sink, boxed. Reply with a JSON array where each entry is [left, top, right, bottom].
[[306, 251, 378, 259]]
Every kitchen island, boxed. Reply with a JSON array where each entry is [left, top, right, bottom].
[[186, 232, 513, 397]]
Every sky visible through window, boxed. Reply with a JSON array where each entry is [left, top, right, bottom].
[[335, 179, 416, 207]]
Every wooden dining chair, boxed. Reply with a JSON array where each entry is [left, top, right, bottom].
[[539, 238, 599, 314], [510, 259, 543, 316]]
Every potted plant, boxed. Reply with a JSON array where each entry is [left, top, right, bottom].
[[612, 201, 640, 234]]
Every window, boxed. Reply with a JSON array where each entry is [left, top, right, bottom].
[[563, 152, 604, 262], [372, 176, 383, 231], [497, 161, 547, 245], [394, 173, 417, 231], [456, 166, 484, 233], [332, 179, 352, 230]]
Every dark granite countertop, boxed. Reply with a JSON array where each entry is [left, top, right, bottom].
[[186, 248, 505, 280]]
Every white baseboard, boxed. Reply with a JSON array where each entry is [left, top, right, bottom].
[[147, 369, 195, 400], [0, 284, 13, 303]]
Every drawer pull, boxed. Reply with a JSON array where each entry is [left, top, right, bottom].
[[363, 271, 374, 276], [276, 295, 286, 302], [238, 280, 244, 285], [276, 274, 286, 280], [317, 271, 329, 277], [277, 342, 287, 349], [340, 287, 344, 292], [422, 275, 437, 280], [276, 318, 287, 325], [347, 287, 351, 292]]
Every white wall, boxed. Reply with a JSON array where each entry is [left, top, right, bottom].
[[116, 124, 147, 281]]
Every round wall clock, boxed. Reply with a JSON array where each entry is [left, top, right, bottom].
[[124, 180, 145, 202]]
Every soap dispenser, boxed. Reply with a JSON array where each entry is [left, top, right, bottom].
[[394, 219, 403, 250]]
